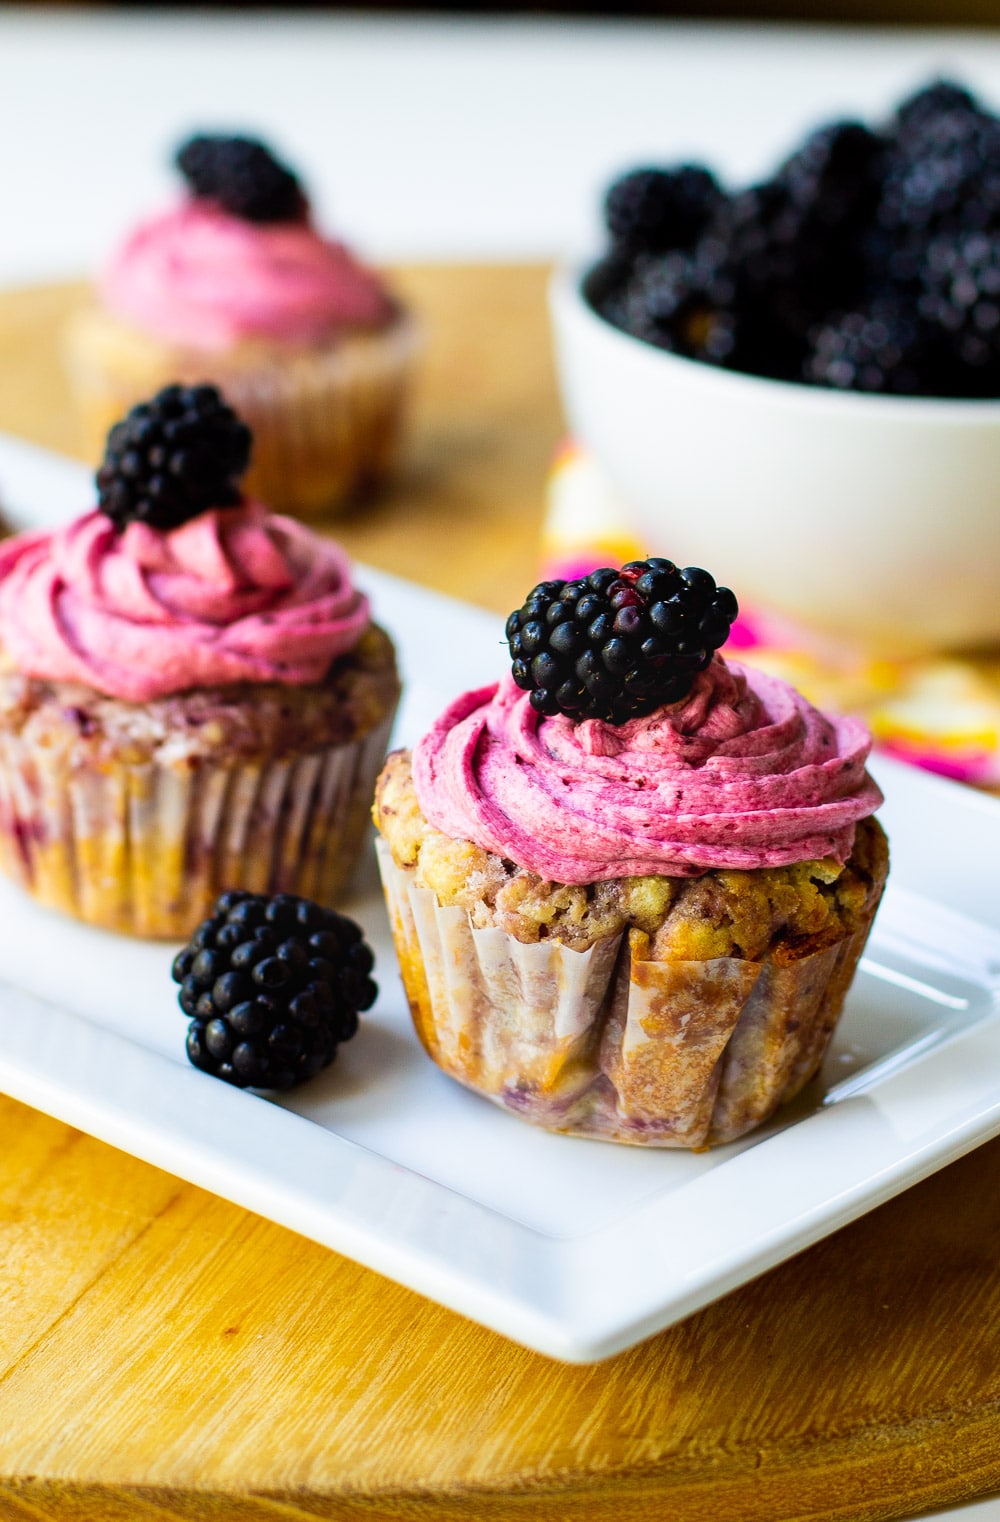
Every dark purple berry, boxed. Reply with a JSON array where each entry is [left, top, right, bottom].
[[97, 385, 252, 532], [504, 558, 737, 725], [806, 298, 934, 395], [171, 891, 375, 1090], [176, 133, 306, 223], [588, 76, 1000, 397], [918, 231, 1000, 392], [605, 165, 722, 256]]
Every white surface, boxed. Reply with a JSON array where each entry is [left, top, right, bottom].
[[1, 435, 1000, 1365], [925, 1505, 1000, 1521], [550, 267, 1000, 655], [7, 12, 1000, 279]]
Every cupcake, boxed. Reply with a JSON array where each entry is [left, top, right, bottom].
[[374, 559, 887, 1149], [65, 134, 417, 519], [0, 385, 400, 938]]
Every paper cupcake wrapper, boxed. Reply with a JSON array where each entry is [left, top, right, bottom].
[[376, 841, 880, 1148], [0, 714, 394, 939], [65, 308, 419, 520]]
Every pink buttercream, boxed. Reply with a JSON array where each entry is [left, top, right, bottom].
[[412, 659, 883, 881], [101, 201, 394, 350], [0, 503, 371, 702]]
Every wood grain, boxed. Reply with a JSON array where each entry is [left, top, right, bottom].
[[0, 267, 999, 1522]]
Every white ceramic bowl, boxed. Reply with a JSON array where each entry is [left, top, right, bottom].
[[550, 265, 1000, 656]]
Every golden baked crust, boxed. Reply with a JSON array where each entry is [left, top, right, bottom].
[[374, 747, 888, 960]]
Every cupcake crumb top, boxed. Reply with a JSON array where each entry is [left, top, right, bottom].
[[374, 749, 887, 959]]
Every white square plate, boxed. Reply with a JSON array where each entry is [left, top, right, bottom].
[[1, 433, 999, 1363]]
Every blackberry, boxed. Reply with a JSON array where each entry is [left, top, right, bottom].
[[776, 120, 885, 234], [919, 231, 1000, 393], [877, 109, 1000, 240], [505, 559, 738, 726], [96, 384, 252, 531], [604, 166, 722, 256], [708, 181, 866, 364], [616, 249, 744, 367], [773, 121, 885, 320], [176, 133, 306, 224], [893, 79, 981, 148], [804, 298, 932, 395], [586, 251, 635, 331], [591, 75, 1000, 397], [172, 891, 376, 1091]]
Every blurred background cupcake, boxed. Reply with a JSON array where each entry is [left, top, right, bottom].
[[0, 385, 400, 938], [65, 133, 418, 520]]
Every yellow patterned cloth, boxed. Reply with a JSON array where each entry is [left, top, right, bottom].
[[542, 442, 1000, 789]]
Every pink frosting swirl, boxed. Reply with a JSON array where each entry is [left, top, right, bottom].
[[101, 201, 394, 350], [0, 504, 371, 702], [413, 659, 883, 881]]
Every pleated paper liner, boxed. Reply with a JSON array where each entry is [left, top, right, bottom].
[[376, 840, 885, 1149], [0, 713, 394, 938], [65, 306, 419, 520]]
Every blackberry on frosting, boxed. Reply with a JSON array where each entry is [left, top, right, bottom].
[[505, 557, 738, 725], [175, 133, 306, 224], [96, 383, 252, 531]]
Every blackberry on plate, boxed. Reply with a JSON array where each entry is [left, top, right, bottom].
[[97, 384, 252, 531], [176, 133, 306, 224], [605, 166, 722, 257], [804, 297, 932, 394], [172, 891, 377, 1091], [505, 558, 738, 725], [919, 230, 1000, 391]]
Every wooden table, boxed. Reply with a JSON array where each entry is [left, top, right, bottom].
[[1, 266, 999, 1522]]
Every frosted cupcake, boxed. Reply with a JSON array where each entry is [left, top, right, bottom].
[[65, 134, 417, 519], [374, 558, 887, 1148], [0, 385, 399, 937]]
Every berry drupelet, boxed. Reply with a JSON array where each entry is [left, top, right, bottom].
[[96, 384, 252, 531], [176, 133, 306, 224], [506, 558, 738, 726], [172, 891, 377, 1090]]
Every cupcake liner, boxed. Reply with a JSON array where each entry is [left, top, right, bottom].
[[65, 306, 419, 520], [376, 841, 883, 1149], [0, 714, 394, 938]]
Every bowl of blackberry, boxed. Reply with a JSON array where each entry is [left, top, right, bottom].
[[550, 79, 1000, 655]]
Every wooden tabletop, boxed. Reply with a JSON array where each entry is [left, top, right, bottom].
[[1, 266, 999, 1522]]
